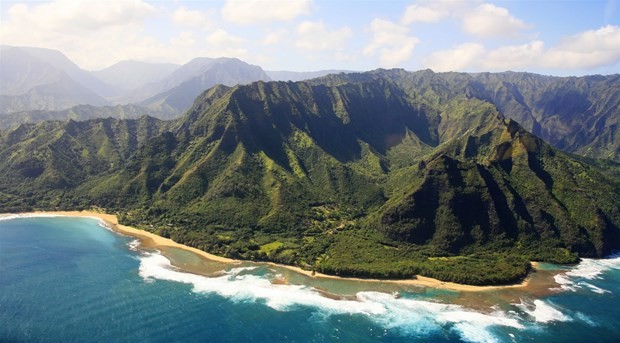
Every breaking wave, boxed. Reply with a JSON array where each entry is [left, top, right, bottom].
[[137, 251, 585, 343], [0, 213, 63, 221], [516, 299, 572, 323], [553, 253, 620, 294]]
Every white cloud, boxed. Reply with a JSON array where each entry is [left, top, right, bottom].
[[171, 31, 198, 48], [484, 41, 545, 70], [0, 0, 161, 69], [222, 0, 312, 25], [262, 29, 288, 45], [203, 29, 249, 59], [461, 3, 529, 39], [401, 4, 448, 24], [364, 19, 419, 68], [4, 0, 155, 32], [423, 25, 620, 72], [295, 21, 352, 52], [543, 25, 620, 69], [0, 0, 258, 69], [204, 46, 250, 60], [423, 43, 486, 72], [172, 6, 213, 29], [206, 29, 245, 46], [401, 1, 529, 39]]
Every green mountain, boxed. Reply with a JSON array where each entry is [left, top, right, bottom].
[[469, 72, 620, 162], [1, 71, 619, 285]]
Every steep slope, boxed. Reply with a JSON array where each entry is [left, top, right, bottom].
[[1, 72, 618, 285], [377, 118, 620, 258], [311, 69, 620, 162], [468, 72, 620, 161], [93, 61, 180, 91], [0, 116, 171, 207]]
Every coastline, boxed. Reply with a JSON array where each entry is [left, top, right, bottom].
[[278, 263, 533, 292], [1, 210, 534, 292]]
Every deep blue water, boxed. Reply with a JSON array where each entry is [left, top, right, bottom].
[[1, 216, 619, 343]]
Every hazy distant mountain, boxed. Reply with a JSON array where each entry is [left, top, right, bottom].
[[16, 46, 120, 98], [0, 59, 267, 128], [0, 47, 270, 119], [0, 47, 62, 96], [0, 104, 165, 129], [122, 57, 270, 106], [0, 47, 109, 113], [266, 70, 353, 82], [137, 58, 270, 115], [0, 81, 110, 114], [93, 61, 180, 91]]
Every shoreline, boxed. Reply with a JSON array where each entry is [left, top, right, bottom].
[[1, 210, 534, 292]]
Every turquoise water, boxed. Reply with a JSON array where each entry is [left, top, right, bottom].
[[1, 216, 619, 343]]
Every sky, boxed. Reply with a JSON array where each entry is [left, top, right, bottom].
[[0, 0, 619, 75]]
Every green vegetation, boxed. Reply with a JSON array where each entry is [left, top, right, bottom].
[[0, 70, 618, 285]]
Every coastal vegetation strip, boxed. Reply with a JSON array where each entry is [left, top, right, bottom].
[[1, 211, 537, 292]]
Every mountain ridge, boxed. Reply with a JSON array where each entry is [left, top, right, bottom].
[[2, 47, 616, 164]]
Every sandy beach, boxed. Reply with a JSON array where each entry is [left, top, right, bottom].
[[277, 263, 533, 292], [1, 210, 535, 292]]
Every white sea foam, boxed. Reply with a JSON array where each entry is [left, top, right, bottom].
[[95, 219, 117, 233], [225, 266, 259, 275], [553, 274, 579, 292], [566, 255, 620, 280], [574, 312, 598, 326], [138, 251, 525, 342], [0, 213, 110, 228], [516, 299, 572, 323], [127, 239, 141, 251], [0, 213, 63, 221], [582, 282, 610, 294], [553, 254, 620, 293]]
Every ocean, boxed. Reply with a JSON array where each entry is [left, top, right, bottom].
[[1, 216, 619, 343]]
